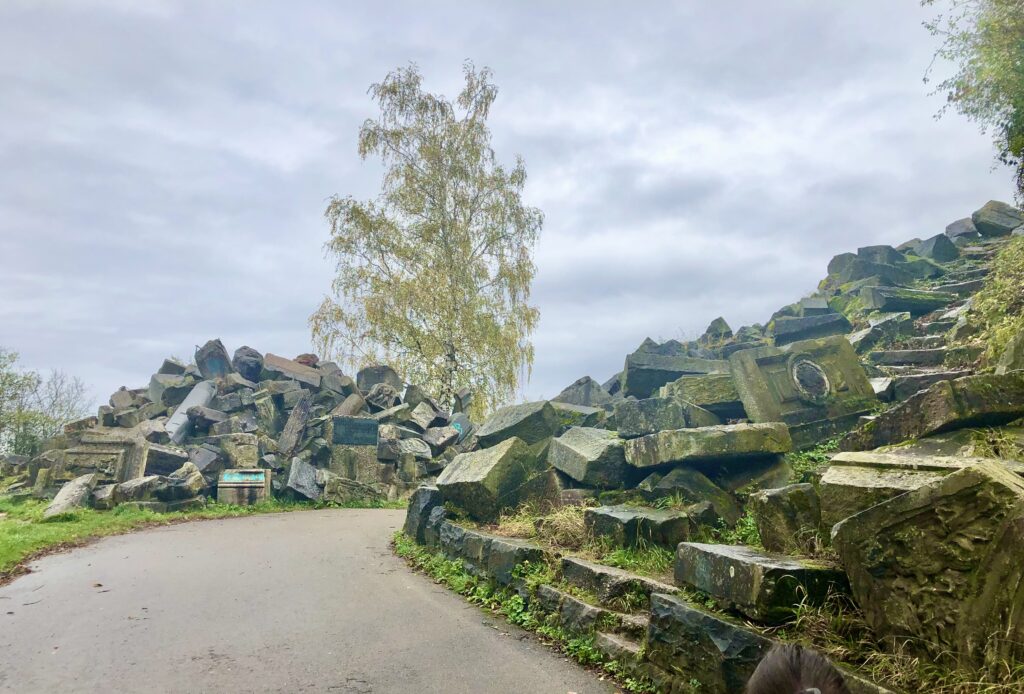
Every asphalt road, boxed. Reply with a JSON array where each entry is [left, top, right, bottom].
[[0, 509, 617, 694]]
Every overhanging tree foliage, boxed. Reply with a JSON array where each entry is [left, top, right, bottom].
[[310, 63, 543, 416], [924, 0, 1024, 199]]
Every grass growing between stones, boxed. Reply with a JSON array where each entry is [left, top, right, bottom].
[[0, 494, 405, 581], [775, 592, 1024, 694], [391, 531, 658, 694], [786, 438, 840, 483]]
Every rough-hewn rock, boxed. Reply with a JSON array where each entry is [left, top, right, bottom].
[[675, 543, 848, 624], [475, 401, 561, 448], [356, 364, 403, 392], [552, 376, 614, 408], [547, 427, 627, 489], [833, 461, 1024, 666], [749, 483, 821, 554], [403, 486, 442, 543], [622, 342, 729, 399], [659, 373, 745, 419], [286, 456, 320, 501], [841, 372, 1024, 451], [914, 233, 960, 262], [972, 200, 1024, 237], [261, 353, 322, 388], [584, 505, 693, 548], [642, 466, 740, 525], [646, 593, 771, 694], [435, 437, 545, 520], [614, 397, 687, 438], [44, 473, 98, 517], [231, 346, 263, 383], [945, 217, 980, 242], [770, 313, 851, 346], [860, 286, 955, 315], [623, 423, 792, 468], [195, 339, 234, 379]]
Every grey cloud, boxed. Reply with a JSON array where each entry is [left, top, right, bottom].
[[0, 0, 1015, 405]]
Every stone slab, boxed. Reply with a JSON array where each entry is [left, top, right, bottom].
[[623, 423, 792, 469]]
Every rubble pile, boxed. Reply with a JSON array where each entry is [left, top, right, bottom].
[[404, 200, 1024, 692], [2, 342, 478, 513]]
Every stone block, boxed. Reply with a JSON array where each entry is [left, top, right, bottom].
[[945, 217, 980, 241], [148, 374, 196, 408], [770, 313, 851, 346], [560, 556, 675, 605], [330, 445, 380, 485], [436, 437, 547, 520], [331, 393, 367, 417], [218, 433, 259, 469], [643, 467, 740, 525], [475, 400, 561, 448], [891, 369, 972, 401], [972, 199, 1023, 237], [860, 286, 955, 315], [614, 397, 687, 438], [231, 346, 263, 383], [485, 535, 545, 585], [261, 353, 322, 388], [548, 427, 628, 489], [195, 339, 234, 379], [550, 402, 607, 429], [914, 233, 960, 263], [729, 336, 875, 449], [833, 461, 1024, 666], [144, 443, 190, 476], [840, 372, 1024, 451], [552, 376, 614, 408], [356, 364, 403, 392], [622, 345, 729, 399], [286, 456, 320, 501], [403, 486, 442, 543], [749, 483, 821, 554], [623, 423, 792, 469], [675, 543, 847, 624], [44, 473, 98, 517], [646, 593, 771, 694], [659, 373, 745, 420], [422, 426, 459, 456], [584, 505, 693, 549]]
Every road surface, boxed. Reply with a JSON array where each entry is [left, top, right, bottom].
[[0, 509, 617, 694]]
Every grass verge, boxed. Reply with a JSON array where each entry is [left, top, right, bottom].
[[0, 494, 405, 582], [392, 530, 659, 693]]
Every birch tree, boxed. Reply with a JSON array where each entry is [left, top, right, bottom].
[[310, 63, 543, 416]]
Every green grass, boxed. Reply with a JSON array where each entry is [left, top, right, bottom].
[[0, 495, 405, 578], [392, 531, 658, 693], [786, 438, 840, 483], [599, 542, 674, 577]]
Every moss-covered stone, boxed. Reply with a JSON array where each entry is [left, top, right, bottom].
[[436, 437, 546, 520], [548, 426, 627, 489], [840, 372, 1024, 451], [674, 543, 848, 624], [475, 400, 561, 448], [623, 423, 792, 469], [749, 483, 821, 554], [832, 461, 1024, 666]]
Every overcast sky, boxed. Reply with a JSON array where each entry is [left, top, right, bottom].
[[0, 0, 1014, 408]]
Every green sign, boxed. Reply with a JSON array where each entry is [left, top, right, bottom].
[[222, 470, 265, 483]]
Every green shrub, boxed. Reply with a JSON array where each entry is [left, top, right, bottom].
[[971, 236, 1024, 361]]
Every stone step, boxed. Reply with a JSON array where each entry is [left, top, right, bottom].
[[673, 543, 848, 624], [560, 556, 676, 609], [534, 583, 648, 639], [902, 335, 946, 349], [919, 319, 956, 335], [593, 631, 642, 662], [932, 278, 985, 296], [582, 505, 698, 550], [890, 369, 972, 401], [867, 348, 947, 367], [860, 286, 956, 315]]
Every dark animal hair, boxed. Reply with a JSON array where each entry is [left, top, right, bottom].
[[744, 644, 851, 694]]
